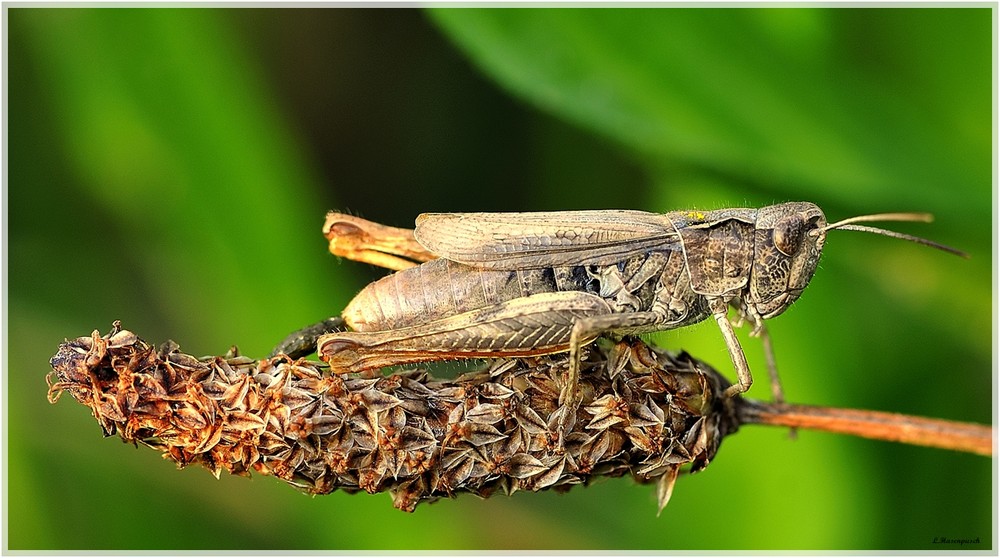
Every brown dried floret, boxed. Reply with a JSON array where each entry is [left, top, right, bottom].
[[48, 323, 740, 513]]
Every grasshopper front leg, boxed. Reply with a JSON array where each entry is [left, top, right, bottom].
[[708, 297, 754, 399], [732, 301, 787, 405]]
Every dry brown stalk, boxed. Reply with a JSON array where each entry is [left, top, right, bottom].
[[46, 323, 992, 513]]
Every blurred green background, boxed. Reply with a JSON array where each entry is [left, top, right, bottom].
[[7, 7, 993, 551]]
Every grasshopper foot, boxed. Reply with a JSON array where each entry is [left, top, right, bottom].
[[555, 359, 584, 439]]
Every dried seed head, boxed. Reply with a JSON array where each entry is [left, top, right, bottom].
[[47, 324, 740, 512]]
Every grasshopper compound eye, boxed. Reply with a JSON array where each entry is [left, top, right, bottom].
[[772, 216, 807, 257]]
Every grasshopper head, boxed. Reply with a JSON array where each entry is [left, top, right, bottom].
[[748, 202, 827, 319], [747, 202, 967, 319]]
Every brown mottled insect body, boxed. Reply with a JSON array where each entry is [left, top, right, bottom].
[[342, 253, 702, 330], [315, 203, 964, 412], [332, 252, 705, 372]]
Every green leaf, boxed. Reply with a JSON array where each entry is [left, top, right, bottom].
[[430, 9, 990, 215]]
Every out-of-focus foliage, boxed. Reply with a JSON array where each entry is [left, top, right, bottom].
[[7, 8, 992, 551]]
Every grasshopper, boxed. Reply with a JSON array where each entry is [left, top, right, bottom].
[[302, 202, 964, 414]]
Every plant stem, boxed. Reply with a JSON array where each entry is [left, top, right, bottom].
[[738, 400, 993, 457]]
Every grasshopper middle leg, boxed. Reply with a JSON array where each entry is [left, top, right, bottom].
[[564, 311, 666, 404]]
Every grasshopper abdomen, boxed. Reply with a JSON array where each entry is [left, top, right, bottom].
[[343, 259, 596, 332]]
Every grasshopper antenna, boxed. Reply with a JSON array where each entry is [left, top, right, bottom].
[[821, 212, 968, 258]]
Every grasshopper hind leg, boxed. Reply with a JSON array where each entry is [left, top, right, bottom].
[[318, 293, 669, 443], [318, 291, 616, 373]]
